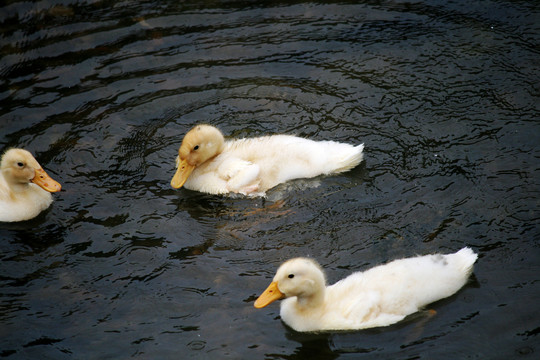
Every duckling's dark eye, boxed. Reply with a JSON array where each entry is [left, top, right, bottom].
[[193, 145, 199, 151], [288, 274, 294, 279], [17, 162, 24, 167]]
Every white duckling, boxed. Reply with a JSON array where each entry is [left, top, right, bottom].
[[255, 247, 477, 332], [0, 148, 62, 222], [171, 125, 364, 196]]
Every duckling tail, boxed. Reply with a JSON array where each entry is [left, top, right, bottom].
[[452, 247, 478, 276], [334, 143, 364, 173]]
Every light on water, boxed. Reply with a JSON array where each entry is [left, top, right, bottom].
[[1, 1, 539, 359]]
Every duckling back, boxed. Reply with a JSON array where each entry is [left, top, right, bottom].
[[374, 247, 478, 311], [332, 247, 478, 329], [250, 136, 364, 189]]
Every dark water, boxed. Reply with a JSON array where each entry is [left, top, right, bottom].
[[1, 0, 539, 358]]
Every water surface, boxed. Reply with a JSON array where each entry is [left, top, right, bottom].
[[1, 1, 539, 359]]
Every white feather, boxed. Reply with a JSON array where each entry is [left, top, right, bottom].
[[257, 248, 477, 332]]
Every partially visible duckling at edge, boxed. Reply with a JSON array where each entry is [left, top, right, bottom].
[[255, 248, 477, 332], [0, 148, 62, 222], [171, 125, 364, 196]]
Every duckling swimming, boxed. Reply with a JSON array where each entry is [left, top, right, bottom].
[[255, 248, 477, 332], [171, 125, 364, 196], [0, 148, 61, 222]]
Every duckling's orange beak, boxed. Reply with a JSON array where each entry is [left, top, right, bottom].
[[254, 281, 285, 308], [32, 168, 62, 192], [171, 158, 194, 189]]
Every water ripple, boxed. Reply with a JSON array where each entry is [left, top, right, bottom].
[[1, 1, 538, 359]]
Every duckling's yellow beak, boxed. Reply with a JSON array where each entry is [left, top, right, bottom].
[[171, 158, 194, 189], [254, 281, 284, 308], [32, 168, 62, 192]]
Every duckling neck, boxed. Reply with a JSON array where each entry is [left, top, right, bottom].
[[214, 142, 225, 157], [296, 287, 326, 310], [1, 173, 31, 193]]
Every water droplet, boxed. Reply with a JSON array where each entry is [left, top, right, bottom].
[[187, 340, 206, 351]]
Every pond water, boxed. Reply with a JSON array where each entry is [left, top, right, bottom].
[[1, 0, 539, 358]]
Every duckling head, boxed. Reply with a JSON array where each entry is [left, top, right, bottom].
[[171, 125, 225, 189], [1, 148, 61, 192], [255, 257, 327, 309]]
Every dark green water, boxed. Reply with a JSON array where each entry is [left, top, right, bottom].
[[1, 1, 538, 358]]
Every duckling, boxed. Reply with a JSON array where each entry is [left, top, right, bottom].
[[0, 148, 61, 222], [171, 125, 364, 196], [255, 248, 477, 332]]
